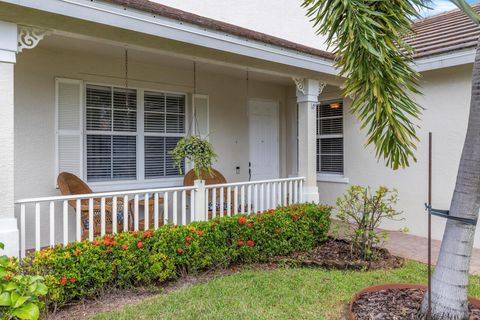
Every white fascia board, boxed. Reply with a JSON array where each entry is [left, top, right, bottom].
[[3, 0, 338, 76], [413, 49, 475, 73]]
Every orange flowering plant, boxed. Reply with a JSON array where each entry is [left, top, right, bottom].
[[24, 203, 330, 309]]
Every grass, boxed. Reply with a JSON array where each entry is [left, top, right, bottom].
[[91, 261, 480, 320]]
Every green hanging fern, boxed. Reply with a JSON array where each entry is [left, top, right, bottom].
[[170, 135, 218, 180]]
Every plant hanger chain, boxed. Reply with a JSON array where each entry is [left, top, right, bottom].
[[188, 59, 201, 137]]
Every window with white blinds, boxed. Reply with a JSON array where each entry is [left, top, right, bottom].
[[84, 84, 186, 182], [144, 91, 185, 179], [317, 101, 344, 174]]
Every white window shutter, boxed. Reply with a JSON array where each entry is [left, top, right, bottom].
[[193, 94, 209, 140], [56, 78, 83, 182]]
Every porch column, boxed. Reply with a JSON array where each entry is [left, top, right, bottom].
[[0, 21, 19, 257], [294, 78, 322, 203]]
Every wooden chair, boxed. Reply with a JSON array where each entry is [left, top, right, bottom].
[[57, 172, 159, 239], [183, 169, 236, 218]]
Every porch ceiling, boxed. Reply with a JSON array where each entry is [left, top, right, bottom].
[[0, 1, 342, 87]]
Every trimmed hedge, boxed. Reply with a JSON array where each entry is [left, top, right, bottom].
[[24, 203, 331, 307]]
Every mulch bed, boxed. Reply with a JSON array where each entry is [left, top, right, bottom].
[[351, 288, 480, 320], [272, 238, 405, 270]]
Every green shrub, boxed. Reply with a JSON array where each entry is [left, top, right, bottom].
[[24, 203, 331, 308], [333, 185, 403, 261], [0, 243, 47, 320]]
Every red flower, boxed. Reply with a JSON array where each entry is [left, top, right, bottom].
[[121, 244, 128, 250], [293, 215, 299, 221], [319, 224, 324, 229], [92, 240, 101, 246], [137, 241, 144, 249], [60, 276, 68, 286], [177, 248, 183, 254], [247, 240, 255, 247], [186, 236, 192, 242], [247, 222, 254, 229], [69, 277, 76, 283], [73, 249, 81, 256], [197, 230, 204, 236], [104, 238, 114, 246], [238, 216, 246, 225], [185, 242, 190, 247], [143, 231, 154, 238], [238, 240, 244, 247]]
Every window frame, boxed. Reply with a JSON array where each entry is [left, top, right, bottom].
[[316, 99, 346, 181], [83, 81, 189, 189]]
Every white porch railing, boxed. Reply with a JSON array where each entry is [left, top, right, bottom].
[[15, 177, 305, 258]]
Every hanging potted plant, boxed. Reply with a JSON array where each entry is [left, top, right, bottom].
[[171, 135, 217, 181]]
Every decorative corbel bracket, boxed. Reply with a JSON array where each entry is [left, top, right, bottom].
[[17, 25, 51, 53], [293, 77, 306, 95], [318, 82, 327, 96]]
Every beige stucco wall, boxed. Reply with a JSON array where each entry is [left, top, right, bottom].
[[317, 64, 476, 245], [14, 44, 290, 247]]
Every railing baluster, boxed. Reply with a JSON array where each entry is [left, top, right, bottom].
[[123, 195, 129, 232], [260, 184, 265, 212], [134, 194, 139, 231], [173, 191, 178, 225], [76, 200, 81, 242], [144, 193, 149, 230], [205, 188, 209, 219], [282, 182, 287, 205], [164, 192, 169, 225], [88, 198, 94, 241], [299, 180, 304, 203], [112, 196, 117, 234], [247, 185, 252, 214], [35, 203, 40, 251], [182, 190, 186, 224], [253, 184, 258, 213], [234, 186, 239, 214], [100, 197, 106, 237], [240, 185, 245, 213], [272, 183, 276, 208], [288, 181, 293, 205], [190, 190, 195, 222], [154, 192, 159, 229], [212, 187, 217, 219], [266, 183, 271, 210], [63, 200, 69, 246], [227, 187, 231, 216], [219, 187, 224, 217], [49, 201, 55, 247], [294, 180, 298, 204], [20, 204, 25, 258]]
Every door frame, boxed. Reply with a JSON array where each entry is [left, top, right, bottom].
[[248, 98, 280, 181]]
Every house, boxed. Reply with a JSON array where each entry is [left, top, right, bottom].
[[0, 0, 478, 257]]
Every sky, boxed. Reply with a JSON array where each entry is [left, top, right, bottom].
[[422, 0, 477, 17]]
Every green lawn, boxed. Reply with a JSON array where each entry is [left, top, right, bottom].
[[91, 261, 480, 320]]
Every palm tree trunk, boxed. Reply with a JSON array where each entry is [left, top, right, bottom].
[[420, 42, 480, 319]]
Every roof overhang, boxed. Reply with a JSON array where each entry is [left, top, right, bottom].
[[1, 0, 339, 77], [413, 48, 476, 72]]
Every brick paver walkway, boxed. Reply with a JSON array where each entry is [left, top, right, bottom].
[[382, 230, 480, 275]]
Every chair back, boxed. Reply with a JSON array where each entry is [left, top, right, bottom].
[[57, 172, 93, 207], [183, 168, 227, 187]]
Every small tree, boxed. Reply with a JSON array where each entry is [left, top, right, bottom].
[[171, 135, 217, 180], [334, 186, 403, 261]]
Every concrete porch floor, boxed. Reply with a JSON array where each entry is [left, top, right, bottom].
[[383, 230, 480, 275]]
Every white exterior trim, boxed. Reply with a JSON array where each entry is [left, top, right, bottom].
[[4, 0, 338, 76], [317, 173, 349, 184], [0, 21, 17, 63], [413, 49, 476, 72]]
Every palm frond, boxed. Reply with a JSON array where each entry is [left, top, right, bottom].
[[302, 0, 430, 169]]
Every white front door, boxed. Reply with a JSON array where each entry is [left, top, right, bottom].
[[249, 99, 279, 181]]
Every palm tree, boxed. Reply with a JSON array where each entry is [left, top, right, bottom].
[[301, 0, 480, 319]]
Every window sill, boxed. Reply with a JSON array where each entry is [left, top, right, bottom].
[[317, 174, 349, 184], [89, 177, 184, 193]]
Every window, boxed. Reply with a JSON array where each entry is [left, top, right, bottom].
[[316, 101, 344, 174], [85, 84, 186, 182]]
